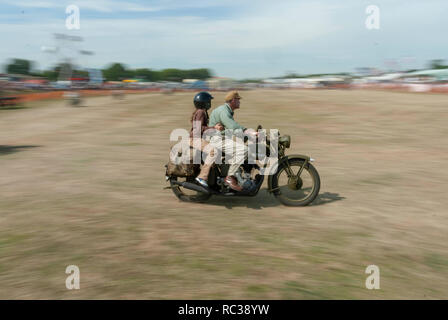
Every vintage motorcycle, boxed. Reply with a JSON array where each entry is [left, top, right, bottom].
[[165, 126, 320, 206]]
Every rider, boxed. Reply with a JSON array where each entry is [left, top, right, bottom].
[[190, 92, 223, 188], [208, 91, 257, 192]]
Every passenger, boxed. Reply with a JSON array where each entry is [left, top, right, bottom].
[[190, 92, 223, 188]]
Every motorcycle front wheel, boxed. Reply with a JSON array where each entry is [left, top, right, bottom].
[[271, 158, 320, 206]]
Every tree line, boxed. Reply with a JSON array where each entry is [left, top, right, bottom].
[[3, 59, 213, 82], [4, 58, 448, 82]]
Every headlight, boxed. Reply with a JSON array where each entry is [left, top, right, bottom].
[[279, 135, 291, 148]]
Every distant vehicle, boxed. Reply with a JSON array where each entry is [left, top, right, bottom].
[[186, 80, 209, 90], [51, 81, 71, 89], [63, 91, 82, 106], [0, 96, 19, 107], [87, 69, 104, 87]]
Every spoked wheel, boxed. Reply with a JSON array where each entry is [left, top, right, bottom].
[[271, 158, 320, 206], [170, 176, 211, 203]]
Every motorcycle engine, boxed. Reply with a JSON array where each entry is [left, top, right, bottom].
[[234, 168, 257, 192]]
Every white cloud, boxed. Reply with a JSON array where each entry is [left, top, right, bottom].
[[4, 0, 162, 13], [13, 1, 55, 8]]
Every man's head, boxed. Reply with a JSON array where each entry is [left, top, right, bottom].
[[225, 90, 242, 111]]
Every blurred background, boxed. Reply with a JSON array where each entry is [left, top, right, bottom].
[[1, 0, 448, 100]]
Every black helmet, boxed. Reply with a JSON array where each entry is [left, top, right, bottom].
[[193, 91, 213, 110]]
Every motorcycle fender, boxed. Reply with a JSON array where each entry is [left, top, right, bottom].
[[267, 154, 312, 192]]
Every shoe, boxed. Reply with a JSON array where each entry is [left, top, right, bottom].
[[195, 177, 209, 188], [224, 175, 243, 192]]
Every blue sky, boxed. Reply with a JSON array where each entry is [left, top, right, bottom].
[[0, 0, 447, 79]]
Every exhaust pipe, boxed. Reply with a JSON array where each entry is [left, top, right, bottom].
[[171, 180, 210, 194]]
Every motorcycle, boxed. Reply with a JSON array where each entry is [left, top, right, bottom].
[[165, 125, 320, 206]]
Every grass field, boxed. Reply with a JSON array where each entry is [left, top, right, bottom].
[[0, 89, 447, 299]]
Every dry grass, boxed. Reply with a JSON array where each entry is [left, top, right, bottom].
[[0, 89, 447, 299]]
